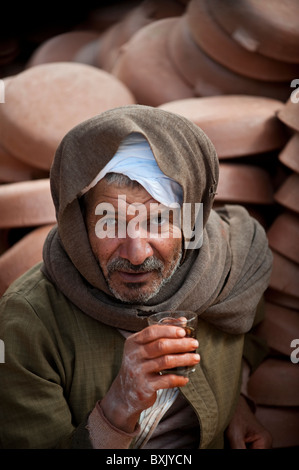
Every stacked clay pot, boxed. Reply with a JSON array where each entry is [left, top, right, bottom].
[[0, 60, 136, 294], [246, 95, 299, 449], [159, 95, 288, 227], [108, 0, 298, 105]]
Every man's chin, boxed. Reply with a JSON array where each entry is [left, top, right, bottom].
[[107, 279, 162, 304]]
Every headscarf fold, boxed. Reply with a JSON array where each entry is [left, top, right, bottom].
[[42, 105, 272, 334]]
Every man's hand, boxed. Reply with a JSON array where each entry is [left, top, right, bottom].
[[100, 324, 200, 433], [226, 394, 272, 449]]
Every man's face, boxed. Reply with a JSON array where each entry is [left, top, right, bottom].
[[85, 179, 182, 304]]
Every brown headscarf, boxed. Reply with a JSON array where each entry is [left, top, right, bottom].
[[42, 104, 272, 333]]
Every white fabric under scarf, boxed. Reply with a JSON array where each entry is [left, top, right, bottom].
[[80, 132, 183, 207]]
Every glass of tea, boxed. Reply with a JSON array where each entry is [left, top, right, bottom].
[[147, 311, 198, 376]]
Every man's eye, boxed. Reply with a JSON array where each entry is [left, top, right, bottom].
[[151, 215, 168, 226], [104, 217, 117, 227]]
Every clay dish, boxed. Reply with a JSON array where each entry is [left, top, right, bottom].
[[265, 287, 299, 312], [208, 0, 299, 64], [248, 358, 299, 406], [0, 224, 54, 296], [278, 97, 299, 132], [0, 143, 47, 183], [111, 18, 194, 107], [0, 62, 136, 171], [254, 301, 299, 356], [93, 0, 185, 72], [158, 96, 287, 158], [215, 163, 274, 204], [274, 173, 299, 214], [255, 406, 299, 448], [267, 210, 299, 264], [26, 31, 101, 68], [72, 38, 102, 67], [278, 133, 299, 173], [167, 17, 290, 102], [269, 249, 299, 299], [185, 0, 299, 81], [0, 179, 55, 228]]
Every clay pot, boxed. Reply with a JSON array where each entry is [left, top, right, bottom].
[[248, 358, 299, 406], [111, 18, 194, 107], [185, 0, 299, 81], [274, 173, 299, 214], [0, 143, 47, 183], [0, 62, 136, 171], [167, 16, 290, 101], [269, 249, 299, 299], [278, 97, 299, 132], [267, 211, 299, 264], [254, 301, 299, 356], [215, 163, 274, 204], [0, 224, 54, 296], [72, 38, 102, 66], [26, 31, 101, 68], [279, 133, 299, 174], [255, 406, 299, 448], [0, 179, 56, 228], [158, 95, 287, 157], [265, 288, 299, 312], [208, 0, 299, 64], [93, 0, 185, 72]]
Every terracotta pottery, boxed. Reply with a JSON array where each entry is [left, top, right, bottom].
[[269, 249, 299, 299], [111, 18, 194, 107], [278, 133, 299, 174], [265, 288, 299, 312], [214, 163, 274, 204], [185, 0, 299, 81], [0, 143, 48, 183], [94, 0, 185, 71], [72, 38, 102, 66], [26, 31, 101, 68], [0, 179, 56, 228], [278, 96, 299, 133], [208, 0, 299, 64], [254, 301, 299, 356], [167, 16, 290, 102], [255, 406, 299, 448], [267, 211, 299, 264], [159, 95, 287, 158], [0, 62, 136, 171], [0, 224, 54, 297], [248, 358, 299, 407], [274, 173, 299, 214]]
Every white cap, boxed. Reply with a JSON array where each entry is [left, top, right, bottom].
[[80, 133, 183, 207]]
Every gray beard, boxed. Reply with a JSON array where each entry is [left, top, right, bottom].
[[104, 252, 182, 304]]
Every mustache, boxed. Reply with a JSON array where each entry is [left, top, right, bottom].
[[107, 256, 164, 275]]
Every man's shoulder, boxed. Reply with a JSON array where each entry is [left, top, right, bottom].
[[0, 262, 67, 312]]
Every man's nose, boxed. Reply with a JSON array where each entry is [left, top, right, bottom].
[[118, 232, 154, 265]]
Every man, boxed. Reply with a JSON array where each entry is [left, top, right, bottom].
[[0, 105, 272, 449]]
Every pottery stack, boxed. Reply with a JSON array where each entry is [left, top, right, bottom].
[[0, 61, 136, 295], [158, 95, 288, 227], [244, 96, 299, 448], [108, 0, 299, 106]]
